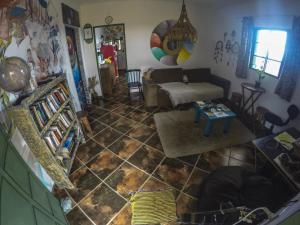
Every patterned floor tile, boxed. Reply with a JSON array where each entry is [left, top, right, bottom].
[[137, 105, 158, 113], [52, 186, 71, 201], [229, 144, 255, 164], [127, 124, 155, 142], [146, 133, 163, 151], [76, 140, 104, 164], [154, 158, 193, 190], [70, 157, 84, 174], [177, 154, 200, 167], [79, 183, 126, 225], [228, 157, 254, 168], [86, 104, 99, 112], [68, 167, 102, 202], [141, 177, 180, 198], [86, 149, 123, 180], [89, 108, 109, 119], [176, 193, 199, 215], [87, 115, 97, 124], [111, 117, 137, 133], [98, 113, 121, 126], [90, 120, 107, 134], [112, 104, 135, 116], [108, 136, 142, 159], [93, 127, 122, 148], [67, 207, 93, 225], [218, 147, 232, 157], [126, 109, 150, 122], [183, 168, 208, 198], [196, 151, 229, 172], [106, 162, 149, 198], [108, 204, 132, 225], [128, 145, 164, 174], [102, 102, 122, 111], [141, 115, 156, 129]]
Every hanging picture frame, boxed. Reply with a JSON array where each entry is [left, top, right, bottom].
[[83, 23, 93, 44]]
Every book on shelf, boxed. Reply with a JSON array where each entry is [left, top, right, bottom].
[[49, 126, 63, 142], [57, 119, 67, 132], [65, 109, 75, 121], [64, 130, 75, 150], [58, 83, 70, 97], [59, 114, 69, 128], [37, 102, 51, 121], [46, 96, 58, 113], [30, 107, 44, 130], [44, 135, 56, 153], [50, 93, 62, 108], [36, 103, 49, 124]]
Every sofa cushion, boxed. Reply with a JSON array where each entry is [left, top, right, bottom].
[[150, 68, 183, 83], [183, 68, 211, 83], [189, 82, 224, 100], [158, 82, 224, 106]]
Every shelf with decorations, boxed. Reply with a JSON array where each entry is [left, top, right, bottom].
[[8, 75, 84, 189]]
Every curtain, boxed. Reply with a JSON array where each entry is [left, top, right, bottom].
[[235, 17, 254, 78], [275, 16, 300, 102]]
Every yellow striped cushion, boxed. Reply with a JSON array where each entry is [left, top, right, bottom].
[[130, 190, 177, 225]]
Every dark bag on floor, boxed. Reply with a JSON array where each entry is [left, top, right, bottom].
[[197, 166, 273, 211]]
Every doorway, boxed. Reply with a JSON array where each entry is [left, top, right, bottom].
[[94, 23, 127, 77]]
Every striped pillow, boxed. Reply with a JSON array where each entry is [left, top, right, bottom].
[[130, 190, 177, 225]]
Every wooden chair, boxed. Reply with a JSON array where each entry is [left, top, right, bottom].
[[126, 69, 143, 99], [264, 104, 299, 132]]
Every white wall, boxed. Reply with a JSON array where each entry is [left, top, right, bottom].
[[209, 0, 300, 129], [79, 0, 214, 96]]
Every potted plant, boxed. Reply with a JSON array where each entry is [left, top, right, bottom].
[[255, 65, 266, 88]]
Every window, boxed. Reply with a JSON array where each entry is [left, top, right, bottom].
[[250, 29, 288, 77]]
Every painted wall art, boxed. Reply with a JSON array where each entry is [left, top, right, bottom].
[[214, 30, 240, 67], [150, 20, 195, 66], [65, 26, 87, 109], [0, 0, 66, 82]]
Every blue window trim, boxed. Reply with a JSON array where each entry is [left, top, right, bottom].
[[249, 27, 289, 79]]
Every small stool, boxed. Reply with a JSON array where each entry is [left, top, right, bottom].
[[76, 111, 93, 137]]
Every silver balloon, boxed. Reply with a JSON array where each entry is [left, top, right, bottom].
[[0, 57, 31, 93]]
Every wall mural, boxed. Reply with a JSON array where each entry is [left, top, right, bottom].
[[0, 0, 65, 82], [150, 20, 195, 66], [65, 26, 87, 109], [214, 30, 240, 67]]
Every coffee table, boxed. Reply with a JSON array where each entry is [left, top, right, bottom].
[[194, 101, 236, 136]]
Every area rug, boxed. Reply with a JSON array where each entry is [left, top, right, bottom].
[[154, 110, 255, 158]]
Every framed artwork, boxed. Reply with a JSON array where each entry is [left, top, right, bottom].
[[61, 3, 80, 27], [83, 24, 93, 43]]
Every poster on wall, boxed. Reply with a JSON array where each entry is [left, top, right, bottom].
[[61, 3, 80, 27], [65, 26, 87, 109], [0, 0, 66, 82], [150, 20, 195, 66]]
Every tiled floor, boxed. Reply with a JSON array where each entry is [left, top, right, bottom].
[[58, 76, 257, 225]]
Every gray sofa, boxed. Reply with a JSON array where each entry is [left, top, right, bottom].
[[143, 68, 230, 108]]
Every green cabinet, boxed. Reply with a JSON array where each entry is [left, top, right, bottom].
[[0, 128, 69, 225]]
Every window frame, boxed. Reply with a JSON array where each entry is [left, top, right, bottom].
[[249, 27, 289, 79]]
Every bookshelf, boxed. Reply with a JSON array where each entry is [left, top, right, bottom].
[[8, 75, 83, 189]]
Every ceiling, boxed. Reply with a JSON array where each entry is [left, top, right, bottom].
[[75, 0, 249, 7]]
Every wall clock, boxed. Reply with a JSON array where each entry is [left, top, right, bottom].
[[105, 16, 113, 25]]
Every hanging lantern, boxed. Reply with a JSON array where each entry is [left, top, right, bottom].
[[166, 0, 197, 43]]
